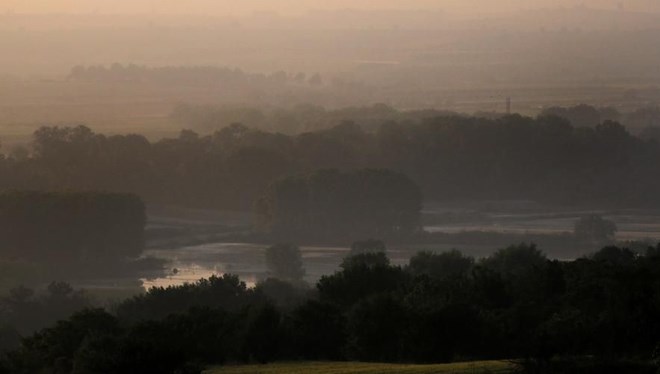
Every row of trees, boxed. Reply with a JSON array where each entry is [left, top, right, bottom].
[[0, 191, 145, 263], [3, 242, 660, 373], [171, 102, 436, 134], [540, 104, 620, 128], [69, 64, 325, 89], [541, 104, 660, 132], [69, 64, 660, 135], [174, 102, 660, 138], [3, 113, 660, 210], [255, 169, 422, 240]]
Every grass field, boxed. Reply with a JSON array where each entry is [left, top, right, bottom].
[[205, 360, 516, 374]]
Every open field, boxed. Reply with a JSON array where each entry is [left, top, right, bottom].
[[205, 361, 516, 374]]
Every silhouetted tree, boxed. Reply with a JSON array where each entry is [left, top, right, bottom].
[[318, 252, 405, 306], [408, 250, 474, 279], [264, 244, 305, 283], [348, 239, 386, 257], [481, 243, 547, 277], [574, 215, 617, 247]]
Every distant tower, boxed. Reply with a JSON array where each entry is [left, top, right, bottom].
[[506, 97, 511, 115]]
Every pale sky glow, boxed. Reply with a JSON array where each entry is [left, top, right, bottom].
[[2, 0, 659, 15]]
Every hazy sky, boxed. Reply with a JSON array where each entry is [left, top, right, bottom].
[[2, 0, 659, 15]]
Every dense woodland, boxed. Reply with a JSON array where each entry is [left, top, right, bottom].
[[3, 113, 660, 213], [2, 242, 660, 373], [0, 191, 166, 291], [0, 191, 145, 263], [255, 169, 422, 240]]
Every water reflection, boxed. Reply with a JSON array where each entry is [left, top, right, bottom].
[[141, 264, 245, 289], [140, 243, 355, 291]]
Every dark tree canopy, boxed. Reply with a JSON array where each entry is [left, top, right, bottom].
[[481, 243, 547, 277], [408, 249, 474, 279], [4, 243, 660, 372], [0, 191, 145, 263], [349, 239, 387, 257], [2, 114, 660, 212], [255, 169, 422, 241]]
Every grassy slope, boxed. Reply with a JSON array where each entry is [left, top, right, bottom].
[[205, 360, 515, 374]]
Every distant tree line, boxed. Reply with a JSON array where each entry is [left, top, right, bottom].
[[540, 104, 620, 128], [171, 102, 452, 134], [541, 104, 660, 133], [3, 242, 660, 373], [175, 102, 660, 137], [69, 64, 325, 89], [3, 113, 660, 212]]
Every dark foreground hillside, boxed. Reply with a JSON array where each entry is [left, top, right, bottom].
[[2, 242, 660, 373], [207, 361, 515, 374]]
